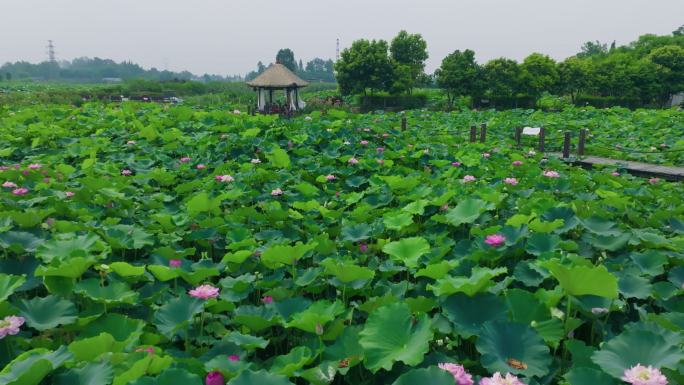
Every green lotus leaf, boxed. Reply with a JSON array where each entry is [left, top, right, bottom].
[[618, 274, 653, 299], [320, 258, 375, 283], [0, 273, 25, 302], [222, 250, 253, 264], [542, 260, 618, 298], [112, 355, 155, 385], [476, 320, 552, 378], [415, 261, 457, 280], [157, 368, 203, 385], [300, 362, 338, 385], [35, 233, 106, 262], [584, 233, 630, 251], [233, 305, 281, 331], [55, 361, 115, 385], [402, 200, 429, 215], [323, 326, 364, 367], [147, 265, 181, 281], [340, 223, 372, 242], [591, 328, 684, 379], [34, 257, 95, 278], [82, 313, 145, 349], [0, 231, 43, 253], [286, 300, 344, 333], [260, 242, 316, 269], [74, 279, 139, 305], [224, 331, 269, 350], [506, 288, 551, 324], [204, 355, 250, 378], [564, 367, 618, 385], [16, 295, 77, 331], [429, 267, 507, 297], [382, 237, 430, 268], [442, 293, 508, 338], [525, 233, 561, 256], [359, 302, 433, 372], [532, 318, 565, 348], [103, 225, 154, 250], [226, 370, 294, 385], [266, 147, 291, 168], [153, 296, 204, 338], [272, 346, 314, 376], [68, 332, 119, 361], [383, 211, 414, 230], [391, 366, 455, 385], [445, 198, 489, 226], [579, 216, 622, 236], [629, 251, 667, 276], [0, 346, 72, 385], [110, 261, 146, 277]]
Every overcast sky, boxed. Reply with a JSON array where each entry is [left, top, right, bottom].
[[1, 0, 682, 76]]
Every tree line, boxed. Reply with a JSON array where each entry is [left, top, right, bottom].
[[245, 49, 336, 83], [335, 26, 684, 108], [0, 57, 242, 83]]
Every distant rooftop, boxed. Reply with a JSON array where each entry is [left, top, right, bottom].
[[246, 63, 308, 88]]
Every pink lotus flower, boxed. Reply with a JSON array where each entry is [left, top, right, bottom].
[[121, 169, 132, 176], [2, 181, 17, 188], [325, 174, 336, 181], [169, 259, 182, 268], [196, 164, 206, 170], [504, 178, 518, 186], [135, 346, 155, 355], [485, 234, 506, 247], [43, 177, 50, 183], [0, 316, 25, 339], [12, 188, 28, 196], [463, 175, 476, 183], [512, 161, 523, 166], [482, 152, 491, 158], [0, 166, 8, 171], [28, 163, 42, 170], [452, 162, 461, 167], [251, 158, 261, 164], [65, 191, 75, 198], [438, 363, 473, 385], [126, 140, 136, 145], [217, 175, 234, 183], [611, 172, 620, 176], [359, 243, 368, 253], [21, 170, 29, 176], [383, 133, 389, 138], [376, 147, 385, 153], [543, 170, 560, 178], [189, 284, 219, 299], [180, 157, 192, 163], [479, 372, 526, 385], [205, 371, 225, 385], [622, 364, 668, 385], [649, 178, 660, 184], [261, 296, 274, 304], [271, 188, 283, 196], [348, 157, 359, 165], [228, 355, 240, 361], [360, 140, 369, 146]]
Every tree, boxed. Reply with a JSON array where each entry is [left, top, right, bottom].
[[298, 59, 304, 73], [435, 49, 482, 107], [390, 30, 429, 94], [304, 58, 335, 82], [3, 72, 9, 81], [558, 57, 593, 102], [484, 58, 521, 99], [649, 45, 684, 104], [577, 40, 608, 58], [674, 25, 684, 36], [520, 53, 559, 98], [276, 49, 297, 72], [335, 39, 393, 96]]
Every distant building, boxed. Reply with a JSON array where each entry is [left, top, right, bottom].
[[102, 77, 122, 83], [670, 92, 684, 107]]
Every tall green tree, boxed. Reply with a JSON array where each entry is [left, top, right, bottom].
[[519, 53, 559, 98], [335, 39, 393, 96], [577, 41, 608, 58], [483, 58, 521, 99], [649, 45, 684, 104], [558, 57, 593, 102], [673, 25, 684, 36], [276, 49, 297, 72], [390, 30, 428, 94], [435, 49, 482, 107]]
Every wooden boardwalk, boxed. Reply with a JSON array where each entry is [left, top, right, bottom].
[[547, 153, 684, 181]]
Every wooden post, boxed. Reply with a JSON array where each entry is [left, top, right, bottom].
[[401, 116, 407, 131], [539, 126, 546, 152], [469, 125, 477, 142], [562, 131, 571, 158], [578, 128, 587, 156], [515, 126, 522, 147], [479, 123, 487, 143]]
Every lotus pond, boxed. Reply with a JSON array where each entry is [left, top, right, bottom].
[[0, 103, 683, 385]]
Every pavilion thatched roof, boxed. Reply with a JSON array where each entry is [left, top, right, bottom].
[[246, 63, 309, 88]]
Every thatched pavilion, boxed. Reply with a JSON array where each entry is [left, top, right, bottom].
[[246, 63, 309, 114]]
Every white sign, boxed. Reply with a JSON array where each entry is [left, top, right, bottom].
[[522, 126, 541, 136]]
